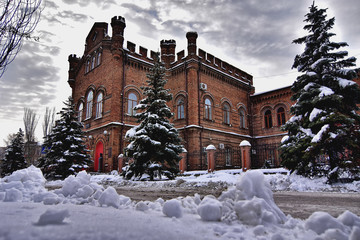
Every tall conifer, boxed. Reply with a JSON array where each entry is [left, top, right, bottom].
[[280, 3, 360, 182], [38, 97, 91, 179], [123, 53, 183, 180], [1, 128, 27, 177]]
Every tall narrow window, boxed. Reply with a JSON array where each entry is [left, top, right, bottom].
[[264, 110, 273, 128], [97, 52, 102, 66], [277, 107, 286, 126], [225, 147, 232, 166], [223, 103, 230, 124], [78, 102, 83, 122], [86, 91, 93, 119], [239, 108, 246, 128], [96, 92, 103, 118], [205, 98, 212, 120], [128, 93, 138, 116], [91, 55, 96, 70], [177, 97, 185, 119], [86, 60, 90, 73]]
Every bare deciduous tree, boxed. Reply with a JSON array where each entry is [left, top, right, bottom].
[[23, 107, 39, 165], [23, 107, 39, 142], [42, 107, 55, 140], [0, 0, 42, 77]]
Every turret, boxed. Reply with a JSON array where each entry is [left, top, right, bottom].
[[160, 39, 176, 68], [67, 54, 80, 88], [186, 31, 198, 56], [111, 16, 126, 59]]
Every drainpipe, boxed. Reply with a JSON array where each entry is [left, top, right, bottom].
[[198, 59, 203, 169], [119, 50, 127, 154]]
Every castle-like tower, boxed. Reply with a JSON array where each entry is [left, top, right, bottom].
[[68, 16, 293, 172]]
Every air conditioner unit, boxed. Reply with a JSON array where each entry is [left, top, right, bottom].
[[200, 83, 207, 91], [219, 143, 224, 149]]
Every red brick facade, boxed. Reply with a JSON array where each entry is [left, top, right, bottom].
[[68, 16, 294, 172]]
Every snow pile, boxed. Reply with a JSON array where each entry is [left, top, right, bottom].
[[305, 211, 360, 239], [219, 170, 286, 225], [266, 172, 360, 192], [1, 166, 360, 239], [0, 165, 46, 202]]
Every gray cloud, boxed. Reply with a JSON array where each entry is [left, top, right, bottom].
[[0, 41, 59, 120], [61, 0, 117, 9]]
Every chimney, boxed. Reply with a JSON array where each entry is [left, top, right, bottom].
[[186, 32, 198, 56], [160, 39, 176, 68]]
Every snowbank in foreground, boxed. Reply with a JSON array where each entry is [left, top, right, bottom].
[[1, 167, 360, 240]]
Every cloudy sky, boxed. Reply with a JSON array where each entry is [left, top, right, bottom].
[[1, 0, 359, 146]]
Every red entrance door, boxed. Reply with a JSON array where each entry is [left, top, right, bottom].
[[94, 141, 104, 172]]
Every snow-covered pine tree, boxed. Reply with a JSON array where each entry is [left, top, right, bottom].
[[38, 97, 91, 180], [280, 3, 360, 182], [1, 128, 27, 177], [123, 52, 183, 180]]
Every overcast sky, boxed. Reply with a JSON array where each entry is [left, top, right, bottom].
[[1, 0, 359, 146]]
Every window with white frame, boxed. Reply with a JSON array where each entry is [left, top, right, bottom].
[[127, 92, 138, 116], [177, 97, 185, 119], [205, 98, 212, 120], [86, 60, 90, 73], [95, 92, 103, 118], [86, 91, 93, 119], [78, 102, 83, 122], [97, 52, 102, 66], [223, 103, 230, 124], [239, 108, 246, 128], [91, 55, 96, 70]]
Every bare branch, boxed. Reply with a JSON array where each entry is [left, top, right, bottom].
[[23, 107, 39, 143], [42, 106, 55, 139], [0, 0, 43, 78]]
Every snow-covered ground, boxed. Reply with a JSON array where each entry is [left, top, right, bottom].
[[0, 166, 359, 240], [88, 168, 360, 193]]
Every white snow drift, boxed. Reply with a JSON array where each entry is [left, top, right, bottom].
[[0, 166, 359, 239]]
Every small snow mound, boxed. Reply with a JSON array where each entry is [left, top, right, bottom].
[[98, 186, 120, 208], [205, 144, 216, 150], [36, 209, 70, 226], [197, 196, 222, 221], [239, 140, 251, 147], [350, 227, 360, 240], [163, 199, 183, 218], [219, 170, 286, 225], [305, 211, 345, 235], [135, 201, 149, 212]]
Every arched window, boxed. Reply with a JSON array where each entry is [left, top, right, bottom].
[[223, 103, 230, 124], [86, 91, 93, 119], [95, 92, 103, 118], [277, 107, 286, 126], [177, 97, 185, 119], [239, 108, 246, 128], [78, 102, 83, 122], [264, 110, 273, 128], [127, 92, 138, 116], [97, 52, 102, 66], [91, 55, 96, 70], [85, 60, 90, 73], [204, 98, 212, 120]]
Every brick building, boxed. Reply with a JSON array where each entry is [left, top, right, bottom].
[[68, 16, 295, 172]]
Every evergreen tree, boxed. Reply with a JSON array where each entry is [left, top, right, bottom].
[[38, 97, 91, 180], [280, 3, 360, 182], [123, 53, 183, 180], [1, 128, 27, 177]]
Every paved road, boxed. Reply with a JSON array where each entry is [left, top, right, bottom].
[[273, 191, 360, 219], [114, 186, 360, 219]]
